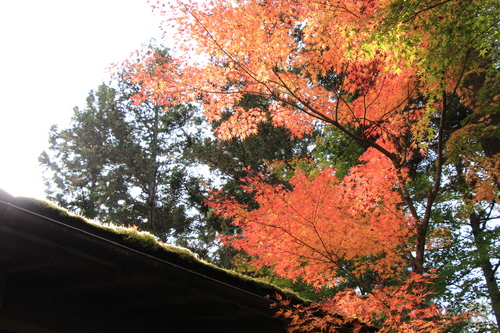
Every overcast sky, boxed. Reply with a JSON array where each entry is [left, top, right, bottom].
[[0, 0, 165, 200]]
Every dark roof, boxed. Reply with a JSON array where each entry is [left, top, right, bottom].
[[0, 189, 300, 333]]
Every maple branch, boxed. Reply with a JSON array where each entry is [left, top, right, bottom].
[[311, 222, 374, 294], [270, 68, 401, 163], [177, 0, 279, 97], [270, 222, 359, 285], [336, 1, 360, 19], [399, 0, 454, 23], [256, 184, 380, 294]]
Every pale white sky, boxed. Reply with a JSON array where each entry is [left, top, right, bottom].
[[0, 0, 165, 200]]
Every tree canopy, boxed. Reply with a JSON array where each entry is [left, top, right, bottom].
[[78, 0, 500, 331]]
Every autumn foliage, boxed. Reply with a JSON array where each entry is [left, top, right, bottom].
[[212, 150, 411, 290], [122, 0, 500, 331], [275, 272, 455, 333]]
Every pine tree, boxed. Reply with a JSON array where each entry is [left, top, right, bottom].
[[39, 78, 204, 240]]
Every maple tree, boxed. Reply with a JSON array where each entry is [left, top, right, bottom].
[[122, 0, 500, 331]]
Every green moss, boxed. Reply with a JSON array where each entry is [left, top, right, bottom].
[[114, 229, 162, 253]]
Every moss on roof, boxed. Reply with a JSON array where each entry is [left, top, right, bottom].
[[0, 188, 305, 303]]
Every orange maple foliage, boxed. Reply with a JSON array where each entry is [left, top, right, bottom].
[[212, 150, 411, 290], [275, 273, 463, 333], [133, 0, 422, 144]]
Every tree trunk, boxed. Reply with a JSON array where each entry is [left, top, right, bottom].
[[470, 212, 500, 329]]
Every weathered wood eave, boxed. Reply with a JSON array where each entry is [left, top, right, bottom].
[[0, 193, 291, 333]]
